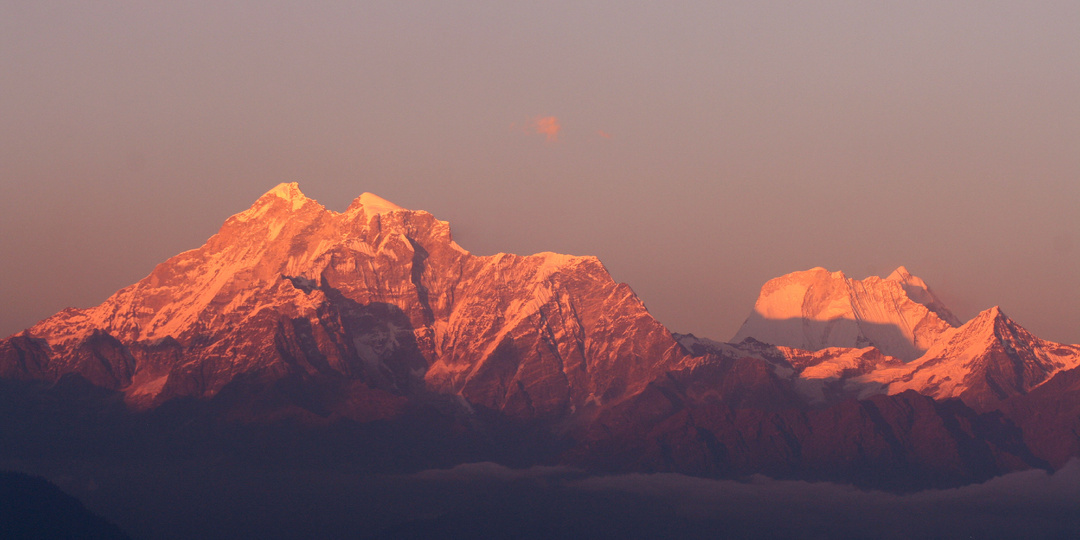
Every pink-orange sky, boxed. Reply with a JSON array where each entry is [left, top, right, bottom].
[[2, 1, 1079, 344]]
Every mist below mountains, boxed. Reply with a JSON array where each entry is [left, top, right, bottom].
[[11, 458, 1078, 539]]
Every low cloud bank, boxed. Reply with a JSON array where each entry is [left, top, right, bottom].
[[399, 461, 1080, 539], [408, 461, 582, 482]]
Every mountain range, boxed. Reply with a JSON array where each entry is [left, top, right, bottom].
[[4, 183, 1080, 495]]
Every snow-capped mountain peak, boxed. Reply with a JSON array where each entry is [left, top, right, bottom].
[[233, 182, 320, 224], [732, 266, 957, 361], [885, 265, 913, 280], [348, 192, 404, 217], [7, 186, 688, 415], [871, 305, 1080, 409], [263, 182, 313, 210], [884, 266, 961, 326]]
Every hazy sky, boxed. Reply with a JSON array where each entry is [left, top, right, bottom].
[[2, 1, 1079, 344]]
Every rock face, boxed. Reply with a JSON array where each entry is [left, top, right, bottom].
[[722, 268, 1080, 412], [870, 306, 1080, 411], [566, 351, 1045, 489], [677, 334, 904, 406], [732, 267, 959, 361], [0, 184, 689, 421], [998, 365, 1080, 468], [4, 187, 1080, 490]]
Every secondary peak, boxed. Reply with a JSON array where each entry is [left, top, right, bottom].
[[348, 192, 404, 216], [262, 182, 311, 210], [266, 182, 304, 199]]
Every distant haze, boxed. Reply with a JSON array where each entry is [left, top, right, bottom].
[[2, 1, 1079, 344]]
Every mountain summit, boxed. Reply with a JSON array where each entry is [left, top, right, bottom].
[[874, 305, 1080, 410], [2, 184, 689, 419], [5, 184, 1080, 498], [732, 266, 959, 361], [716, 267, 1080, 410]]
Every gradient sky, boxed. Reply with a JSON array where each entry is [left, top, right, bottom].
[[2, 1, 1079, 344]]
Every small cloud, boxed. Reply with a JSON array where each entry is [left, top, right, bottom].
[[533, 116, 561, 142], [597, 130, 612, 139]]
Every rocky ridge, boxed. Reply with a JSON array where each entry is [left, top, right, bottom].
[[698, 267, 1080, 411], [1, 183, 689, 421], [732, 266, 960, 361], [2, 186, 1080, 489]]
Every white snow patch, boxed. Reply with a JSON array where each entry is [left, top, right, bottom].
[[732, 266, 957, 361], [267, 219, 287, 240], [267, 182, 309, 210], [355, 192, 403, 215]]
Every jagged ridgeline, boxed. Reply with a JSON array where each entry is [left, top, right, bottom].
[[3, 183, 1080, 492]]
